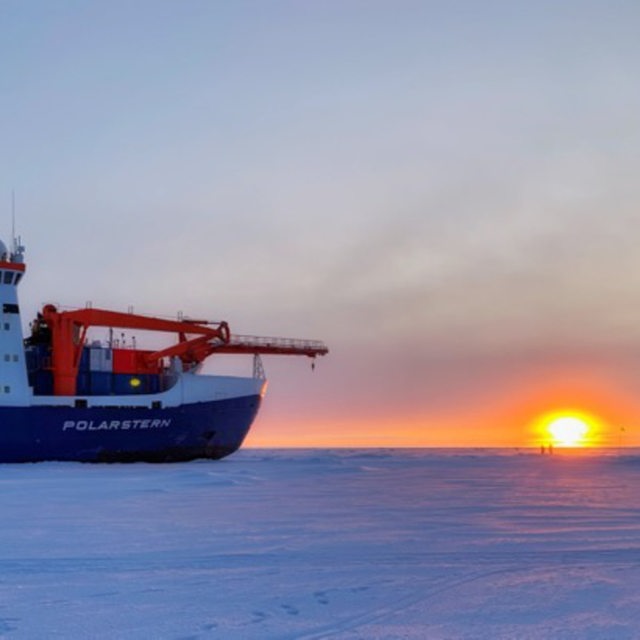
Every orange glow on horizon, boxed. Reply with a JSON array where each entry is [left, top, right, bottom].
[[244, 402, 629, 449], [244, 367, 640, 448]]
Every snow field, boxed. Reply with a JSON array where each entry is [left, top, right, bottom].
[[0, 449, 639, 638]]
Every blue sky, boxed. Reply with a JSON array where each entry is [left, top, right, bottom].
[[2, 1, 640, 445]]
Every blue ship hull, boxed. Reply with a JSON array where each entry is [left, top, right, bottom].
[[0, 394, 262, 462]]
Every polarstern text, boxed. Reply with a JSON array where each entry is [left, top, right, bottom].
[[62, 419, 172, 432]]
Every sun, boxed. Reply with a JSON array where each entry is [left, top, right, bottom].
[[547, 416, 590, 447], [534, 410, 601, 448]]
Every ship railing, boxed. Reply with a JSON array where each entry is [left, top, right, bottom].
[[229, 335, 327, 351], [216, 335, 329, 357]]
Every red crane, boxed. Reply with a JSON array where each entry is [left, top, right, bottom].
[[39, 304, 328, 396]]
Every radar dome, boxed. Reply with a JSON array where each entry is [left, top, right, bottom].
[[0, 239, 8, 261]]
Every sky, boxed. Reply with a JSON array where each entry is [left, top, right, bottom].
[[2, 1, 640, 447]]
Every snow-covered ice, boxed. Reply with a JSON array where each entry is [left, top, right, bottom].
[[1, 448, 640, 638]]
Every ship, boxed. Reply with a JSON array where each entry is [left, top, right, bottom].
[[0, 235, 327, 462]]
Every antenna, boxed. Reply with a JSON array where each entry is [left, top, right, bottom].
[[9, 191, 24, 263]]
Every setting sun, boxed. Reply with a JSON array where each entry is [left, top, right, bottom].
[[547, 416, 589, 446], [533, 410, 602, 448]]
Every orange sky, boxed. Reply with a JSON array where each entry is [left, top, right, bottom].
[[244, 355, 640, 448]]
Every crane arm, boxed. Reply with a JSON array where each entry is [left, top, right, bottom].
[[37, 304, 326, 396], [42, 305, 229, 339], [213, 335, 329, 358], [40, 304, 230, 395]]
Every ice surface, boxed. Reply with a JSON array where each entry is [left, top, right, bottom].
[[1, 449, 640, 638]]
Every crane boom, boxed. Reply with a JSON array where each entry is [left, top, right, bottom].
[[214, 335, 328, 357], [37, 304, 328, 396]]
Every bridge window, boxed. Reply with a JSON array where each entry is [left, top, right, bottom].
[[3, 271, 12, 284]]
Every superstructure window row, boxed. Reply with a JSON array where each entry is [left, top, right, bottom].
[[0, 271, 22, 285]]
